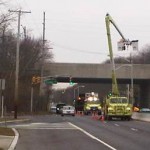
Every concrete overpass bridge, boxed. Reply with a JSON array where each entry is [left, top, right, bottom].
[[42, 63, 150, 107], [43, 63, 150, 84]]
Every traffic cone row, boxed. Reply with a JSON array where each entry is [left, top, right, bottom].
[[99, 115, 105, 122], [91, 112, 99, 120], [76, 111, 84, 116], [91, 112, 105, 122]]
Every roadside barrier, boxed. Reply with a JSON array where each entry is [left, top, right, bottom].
[[132, 112, 150, 122]]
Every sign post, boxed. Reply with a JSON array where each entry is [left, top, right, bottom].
[[1, 79, 5, 118], [30, 85, 33, 113]]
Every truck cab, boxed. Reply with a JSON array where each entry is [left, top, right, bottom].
[[104, 96, 132, 120], [84, 92, 102, 115]]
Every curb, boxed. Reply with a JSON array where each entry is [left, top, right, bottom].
[[0, 118, 30, 124], [8, 128, 19, 150], [132, 112, 150, 122], [0, 118, 30, 150]]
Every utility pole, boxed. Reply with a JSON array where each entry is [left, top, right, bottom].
[[39, 12, 46, 96], [9, 10, 31, 119]]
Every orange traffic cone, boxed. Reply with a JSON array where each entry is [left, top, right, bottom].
[[92, 112, 97, 120], [92, 112, 95, 119], [80, 111, 84, 116], [100, 115, 104, 122]]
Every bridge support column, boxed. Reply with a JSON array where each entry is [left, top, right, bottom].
[[140, 81, 150, 108]]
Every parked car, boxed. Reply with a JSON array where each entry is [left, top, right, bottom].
[[56, 103, 66, 114], [139, 108, 150, 113], [61, 105, 75, 116], [50, 106, 56, 114]]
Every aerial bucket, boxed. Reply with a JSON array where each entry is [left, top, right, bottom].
[[131, 40, 138, 51], [117, 40, 126, 51]]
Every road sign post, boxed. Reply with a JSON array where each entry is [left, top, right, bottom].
[[1, 79, 5, 118]]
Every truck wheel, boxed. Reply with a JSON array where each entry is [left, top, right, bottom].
[[108, 116, 112, 120], [98, 111, 101, 115], [127, 116, 131, 121], [105, 115, 109, 120]]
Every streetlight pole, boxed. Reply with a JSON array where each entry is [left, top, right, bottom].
[[74, 85, 85, 100], [30, 85, 34, 113], [115, 64, 133, 100], [130, 52, 134, 106], [115, 55, 134, 106], [117, 54, 134, 106]]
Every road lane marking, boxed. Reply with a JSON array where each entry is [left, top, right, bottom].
[[68, 122, 117, 150], [131, 128, 138, 131], [21, 128, 77, 130], [9, 122, 77, 130], [114, 124, 120, 127]]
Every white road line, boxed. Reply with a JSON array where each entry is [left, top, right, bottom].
[[114, 124, 120, 127], [68, 122, 117, 150], [10, 122, 77, 130], [131, 128, 138, 131], [14, 124, 30, 127], [20, 128, 77, 130]]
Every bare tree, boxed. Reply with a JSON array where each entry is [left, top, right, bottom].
[[136, 44, 150, 64]]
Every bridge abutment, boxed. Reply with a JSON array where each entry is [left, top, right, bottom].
[[140, 81, 150, 108]]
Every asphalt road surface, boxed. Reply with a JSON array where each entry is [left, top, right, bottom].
[[7, 114, 150, 150]]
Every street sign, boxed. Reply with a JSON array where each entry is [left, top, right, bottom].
[[44, 78, 57, 85]]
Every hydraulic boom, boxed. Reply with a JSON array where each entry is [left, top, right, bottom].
[[105, 13, 136, 95], [104, 13, 136, 120]]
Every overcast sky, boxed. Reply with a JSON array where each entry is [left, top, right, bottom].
[[7, 0, 150, 63]]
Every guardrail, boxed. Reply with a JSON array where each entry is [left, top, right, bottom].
[[132, 112, 150, 122]]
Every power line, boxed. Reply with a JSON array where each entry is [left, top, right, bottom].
[[53, 43, 107, 55]]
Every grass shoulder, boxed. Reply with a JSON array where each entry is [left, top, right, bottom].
[[0, 127, 15, 136]]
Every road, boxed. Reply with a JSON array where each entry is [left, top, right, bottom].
[[7, 114, 150, 150]]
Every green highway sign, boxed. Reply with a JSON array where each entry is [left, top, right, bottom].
[[44, 78, 57, 85]]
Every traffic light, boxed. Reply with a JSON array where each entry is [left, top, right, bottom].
[[32, 76, 36, 84], [69, 76, 74, 85], [78, 97, 81, 100], [36, 76, 41, 83], [108, 91, 112, 97], [31, 76, 41, 84]]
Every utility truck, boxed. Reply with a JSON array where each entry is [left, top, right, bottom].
[[104, 13, 137, 120], [84, 92, 101, 115], [75, 92, 102, 115]]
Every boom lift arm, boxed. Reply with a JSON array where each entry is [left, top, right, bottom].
[[105, 13, 131, 96]]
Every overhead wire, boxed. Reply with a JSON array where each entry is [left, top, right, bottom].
[[52, 43, 108, 56], [21, 0, 42, 38], [2, 1, 110, 61]]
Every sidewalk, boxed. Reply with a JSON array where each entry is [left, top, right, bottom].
[[0, 135, 14, 150], [0, 117, 30, 150]]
